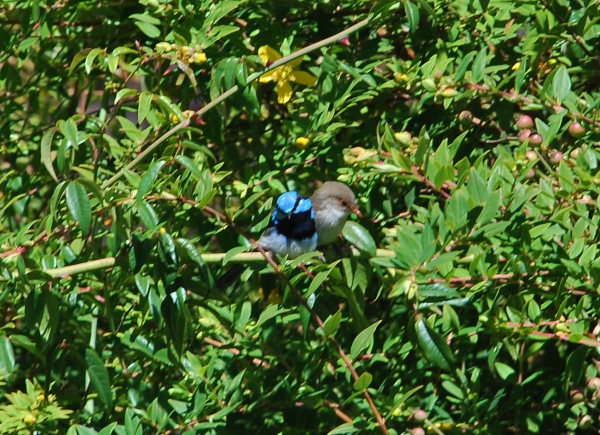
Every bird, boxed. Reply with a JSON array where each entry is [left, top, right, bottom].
[[311, 181, 361, 246], [257, 191, 318, 258], [215, 191, 318, 288]]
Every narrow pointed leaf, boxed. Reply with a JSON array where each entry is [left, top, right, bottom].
[[66, 182, 91, 234], [415, 318, 454, 371], [350, 320, 381, 359], [85, 348, 113, 408]]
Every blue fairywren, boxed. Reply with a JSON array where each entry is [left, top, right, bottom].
[[216, 191, 318, 288], [258, 191, 319, 258]]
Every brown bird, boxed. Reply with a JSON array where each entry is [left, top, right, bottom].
[[311, 181, 362, 246]]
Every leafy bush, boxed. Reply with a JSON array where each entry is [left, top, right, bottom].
[[2, 0, 600, 433]]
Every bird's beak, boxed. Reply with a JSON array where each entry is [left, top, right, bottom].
[[350, 204, 363, 218]]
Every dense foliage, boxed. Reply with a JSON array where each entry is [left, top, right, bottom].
[[2, 0, 600, 433]]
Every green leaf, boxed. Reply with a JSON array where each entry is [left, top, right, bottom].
[[455, 51, 476, 81], [69, 48, 92, 75], [369, 0, 399, 20], [353, 372, 373, 391], [350, 320, 382, 359], [138, 92, 153, 124], [136, 160, 166, 202], [57, 118, 79, 148], [0, 335, 15, 375], [307, 264, 339, 298], [323, 310, 342, 336], [494, 361, 516, 381], [342, 221, 376, 256], [41, 128, 58, 182], [107, 54, 119, 74], [137, 200, 160, 229], [552, 65, 571, 104], [415, 317, 454, 371], [66, 181, 91, 234], [175, 155, 204, 180], [85, 48, 102, 74], [85, 348, 113, 408], [328, 422, 359, 435], [114, 88, 137, 105], [441, 380, 464, 399], [132, 17, 161, 38], [472, 47, 487, 82], [477, 190, 500, 226], [404, 1, 419, 33], [98, 423, 118, 435], [257, 305, 290, 326], [223, 246, 250, 265]]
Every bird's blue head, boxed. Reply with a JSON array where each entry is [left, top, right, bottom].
[[272, 191, 314, 225]]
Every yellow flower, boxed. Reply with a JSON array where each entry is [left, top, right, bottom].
[[258, 46, 317, 104]]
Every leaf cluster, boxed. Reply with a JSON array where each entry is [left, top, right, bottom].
[[2, 0, 600, 434]]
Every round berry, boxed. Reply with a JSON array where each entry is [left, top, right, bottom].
[[568, 121, 585, 138], [459, 111, 473, 125], [413, 409, 428, 422], [518, 129, 531, 143], [548, 150, 564, 164], [588, 377, 600, 392], [516, 115, 533, 129], [529, 134, 543, 146]]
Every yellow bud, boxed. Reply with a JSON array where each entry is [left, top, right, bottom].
[[180, 46, 193, 57], [23, 414, 36, 425], [171, 113, 180, 123], [295, 136, 310, 149], [394, 72, 409, 83], [192, 52, 207, 64], [511, 62, 521, 71], [548, 58, 557, 66]]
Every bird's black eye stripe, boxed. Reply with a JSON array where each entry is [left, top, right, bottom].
[[291, 194, 302, 214]]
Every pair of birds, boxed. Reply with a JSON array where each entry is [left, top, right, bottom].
[[216, 182, 359, 288], [258, 181, 361, 258]]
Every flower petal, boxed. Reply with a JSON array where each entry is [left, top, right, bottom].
[[258, 45, 282, 65], [259, 69, 278, 83], [289, 70, 317, 87], [286, 57, 303, 69], [276, 81, 294, 104]]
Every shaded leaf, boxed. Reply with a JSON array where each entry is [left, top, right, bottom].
[[85, 348, 113, 408], [66, 181, 91, 234], [0, 335, 15, 375], [415, 317, 454, 371]]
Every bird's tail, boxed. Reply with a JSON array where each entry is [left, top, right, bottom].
[[215, 264, 246, 289]]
